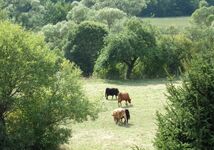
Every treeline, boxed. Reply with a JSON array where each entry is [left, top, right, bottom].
[[43, 3, 214, 79], [1, 0, 213, 30], [142, 0, 214, 17]]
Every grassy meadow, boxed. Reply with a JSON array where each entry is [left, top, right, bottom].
[[62, 79, 176, 150], [143, 17, 191, 29]]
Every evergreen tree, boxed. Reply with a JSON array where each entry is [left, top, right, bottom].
[[154, 50, 214, 149]]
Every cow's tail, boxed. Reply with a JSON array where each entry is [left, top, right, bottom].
[[125, 109, 130, 120]]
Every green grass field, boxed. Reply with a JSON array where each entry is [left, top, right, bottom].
[[61, 79, 175, 150], [143, 17, 191, 29]]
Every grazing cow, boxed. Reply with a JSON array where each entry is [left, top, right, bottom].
[[112, 108, 130, 125], [105, 88, 119, 100], [118, 92, 131, 107]]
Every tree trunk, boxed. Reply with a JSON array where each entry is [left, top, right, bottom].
[[125, 57, 137, 79], [126, 64, 134, 79]]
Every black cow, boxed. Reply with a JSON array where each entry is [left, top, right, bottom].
[[105, 88, 119, 100]]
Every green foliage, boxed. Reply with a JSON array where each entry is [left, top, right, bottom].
[[0, 21, 97, 149], [64, 21, 108, 76], [143, 34, 193, 78], [199, 0, 209, 8], [95, 18, 156, 79], [154, 50, 214, 149], [67, 4, 91, 23], [87, 0, 147, 16], [191, 6, 214, 27], [2, 0, 45, 29], [95, 7, 127, 29], [42, 21, 77, 50], [142, 0, 200, 17], [1, 0, 72, 29], [44, 1, 71, 25], [0, 10, 7, 21], [185, 25, 214, 53]]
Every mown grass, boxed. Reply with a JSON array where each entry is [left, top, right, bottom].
[[62, 78, 176, 150], [143, 17, 191, 29]]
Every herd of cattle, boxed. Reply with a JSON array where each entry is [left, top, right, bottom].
[[105, 88, 131, 126]]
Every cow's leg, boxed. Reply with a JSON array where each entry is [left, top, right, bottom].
[[126, 101, 128, 106], [114, 117, 117, 124], [118, 102, 121, 107], [116, 118, 119, 124], [123, 115, 128, 126]]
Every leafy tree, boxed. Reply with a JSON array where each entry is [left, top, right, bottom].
[[43, 1, 71, 25], [42, 21, 77, 50], [2, 0, 45, 29], [199, 0, 209, 8], [191, 6, 214, 27], [185, 26, 214, 59], [95, 18, 156, 79], [0, 21, 97, 149], [143, 34, 193, 78], [154, 50, 214, 149], [81, 0, 96, 7], [91, 0, 147, 16], [95, 7, 127, 29], [64, 21, 108, 76], [66, 4, 90, 23]]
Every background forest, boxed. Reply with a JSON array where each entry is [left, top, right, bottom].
[[0, 0, 213, 79]]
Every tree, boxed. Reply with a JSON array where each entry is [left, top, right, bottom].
[[191, 6, 214, 27], [0, 21, 97, 149], [81, 0, 96, 7], [43, 1, 71, 25], [199, 0, 209, 8], [66, 4, 90, 23], [95, 7, 127, 30], [154, 50, 214, 149], [142, 34, 193, 78], [95, 18, 156, 79], [42, 21, 77, 50], [64, 21, 108, 76], [90, 0, 147, 16], [2, 0, 45, 29]]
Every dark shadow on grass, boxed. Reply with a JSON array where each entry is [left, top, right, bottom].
[[103, 78, 180, 87], [105, 97, 118, 101], [117, 123, 134, 128]]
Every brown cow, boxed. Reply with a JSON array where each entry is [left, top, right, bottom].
[[112, 108, 130, 125], [118, 92, 131, 107]]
